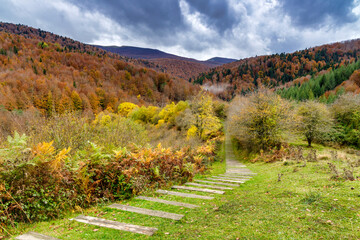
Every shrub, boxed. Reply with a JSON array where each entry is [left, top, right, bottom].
[[118, 102, 139, 117], [297, 100, 333, 147], [331, 94, 360, 147], [130, 106, 158, 124], [229, 90, 291, 152]]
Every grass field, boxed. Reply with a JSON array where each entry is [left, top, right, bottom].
[[7, 142, 360, 239]]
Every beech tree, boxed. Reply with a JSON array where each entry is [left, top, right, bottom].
[[297, 100, 333, 147], [229, 90, 291, 152]]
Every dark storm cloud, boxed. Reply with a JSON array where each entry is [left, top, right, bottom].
[[0, 0, 360, 59], [185, 0, 239, 32], [279, 0, 357, 28], [70, 0, 185, 35]]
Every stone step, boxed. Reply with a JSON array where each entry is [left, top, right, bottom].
[[207, 178, 245, 183], [185, 182, 233, 190], [136, 196, 199, 209], [194, 179, 240, 187], [156, 189, 214, 200], [71, 215, 157, 236], [15, 232, 60, 240], [172, 185, 224, 194], [107, 204, 183, 220]]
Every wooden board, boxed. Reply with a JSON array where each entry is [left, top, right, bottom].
[[185, 182, 233, 190], [172, 185, 224, 194], [207, 178, 245, 183], [15, 232, 60, 240], [107, 204, 184, 220], [156, 190, 214, 199], [71, 215, 157, 236], [136, 196, 199, 209], [194, 180, 240, 187]]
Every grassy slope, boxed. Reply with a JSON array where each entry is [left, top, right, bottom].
[[8, 143, 360, 239]]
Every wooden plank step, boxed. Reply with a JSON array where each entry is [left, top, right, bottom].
[[219, 174, 253, 177], [215, 176, 250, 180], [136, 196, 199, 209], [107, 204, 184, 220], [15, 232, 60, 240], [225, 170, 255, 173], [156, 190, 214, 199], [185, 182, 233, 190], [194, 180, 240, 187], [225, 172, 256, 175], [226, 170, 256, 174], [172, 185, 225, 194], [71, 215, 157, 236], [207, 178, 245, 183], [218, 175, 252, 180]]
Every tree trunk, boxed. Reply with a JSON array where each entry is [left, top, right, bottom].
[[307, 138, 312, 147]]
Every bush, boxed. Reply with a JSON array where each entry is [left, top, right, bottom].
[[118, 102, 139, 117], [297, 100, 333, 147], [130, 106, 158, 124], [331, 94, 360, 147], [0, 136, 216, 224], [229, 90, 291, 152]]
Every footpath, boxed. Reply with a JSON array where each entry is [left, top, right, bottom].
[[15, 139, 256, 239]]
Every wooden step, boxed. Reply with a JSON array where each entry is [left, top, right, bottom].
[[136, 196, 199, 209], [194, 180, 240, 187], [185, 182, 233, 190], [172, 185, 224, 194], [71, 215, 157, 236], [107, 204, 184, 220], [156, 190, 214, 199], [15, 232, 60, 240], [207, 178, 245, 183], [214, 176, 250, 181], [218, 174, 252, 178], [225, 171, 257, 175]]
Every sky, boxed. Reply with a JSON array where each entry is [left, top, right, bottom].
[[1, 0, 360, 60]]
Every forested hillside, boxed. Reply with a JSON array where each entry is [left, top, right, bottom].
[[194, 39, 360, 100], [0, 23, 198, 115], [96, 45, 236, 80], [278, 60, 360, 102]]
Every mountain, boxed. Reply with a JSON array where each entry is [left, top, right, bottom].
[[95, 45, 237, 80], [95, 45, 181, 60], [0, 22, 199, 114], [206, 57, 238, 65], [193, 39, 360, 100]]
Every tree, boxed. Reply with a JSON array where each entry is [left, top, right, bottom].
[[297, 100, 333, 147], [190, 93, 222, 140], [229, 90, 291, 152], [71, 91, 83, 110]]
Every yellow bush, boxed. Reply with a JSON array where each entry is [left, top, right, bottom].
[[118, 102, 139, 117], [158, 101, 189, 126], [187, 125, 198, 139], [92, 112, 116, 126]]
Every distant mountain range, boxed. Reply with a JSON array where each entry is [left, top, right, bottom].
[[95, 45, 237, 66], [95, 45, 237, 79]]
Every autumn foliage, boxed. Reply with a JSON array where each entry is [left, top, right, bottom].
[[194, 39, 360, 100], [0, 23, 199, 115]]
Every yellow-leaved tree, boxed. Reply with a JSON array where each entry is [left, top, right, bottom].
[[191, 93, 222, 140]]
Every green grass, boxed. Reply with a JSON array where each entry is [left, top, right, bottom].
[[7, 144, 360, 239]]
